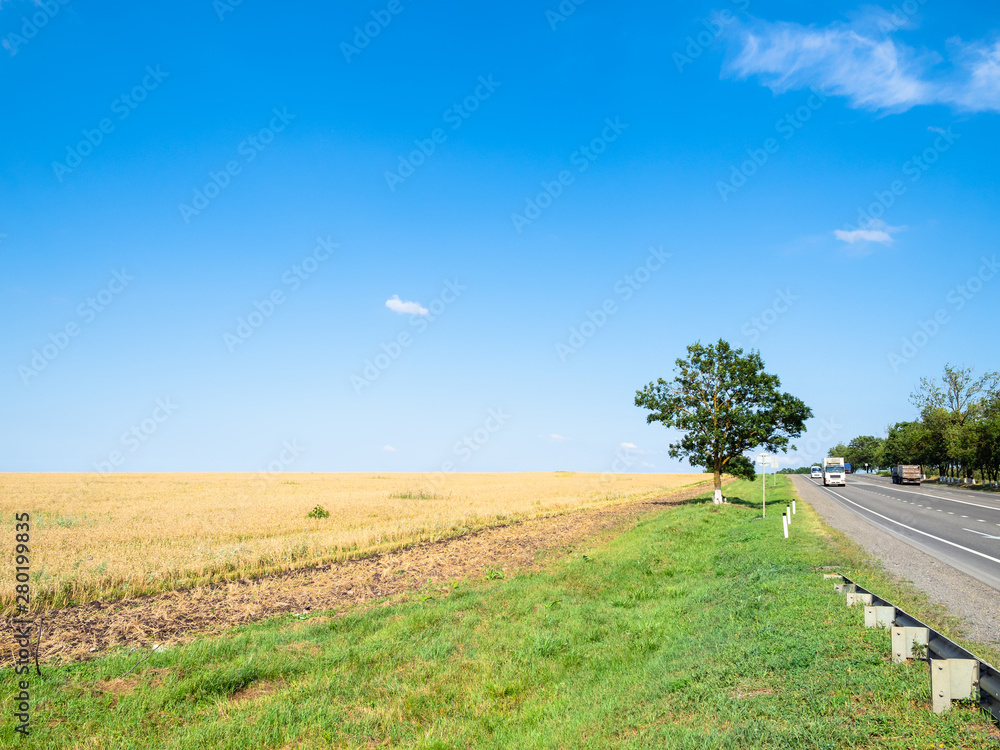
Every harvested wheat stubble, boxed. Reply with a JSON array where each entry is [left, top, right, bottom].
[[0, 472, 707, 612], [2, 481, 720, 664]]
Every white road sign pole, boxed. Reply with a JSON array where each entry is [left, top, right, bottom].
[[758, 453, 769, 518]]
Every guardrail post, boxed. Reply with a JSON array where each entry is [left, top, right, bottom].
[[891, 626, 929, 663], [864, 605, 894, 628], [846, 592, 873, 607], [834, 582, 856, 594], [822, 573, 842, 580], [932, 659, 952, 714], [931, 659, 979, 714]]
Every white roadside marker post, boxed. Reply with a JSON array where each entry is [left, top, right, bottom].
[[792, 500, 796, 515], [786, 504, 791, 523], [782, 513, 789, 539], [758, 453, 769, 518]]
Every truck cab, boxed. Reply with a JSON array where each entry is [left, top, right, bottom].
[[823, 457, 846, 487], [810, 466, 822, 479]]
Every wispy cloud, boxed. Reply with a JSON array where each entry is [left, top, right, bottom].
[[834, 218, 904, 246], [539, 433, 571, 442], [385, 295, 429, 316], [725, 14, 1000, 114], [947, 38, 1000, 112], [835, 227, 893, 244], [382, 445, 397, 452]]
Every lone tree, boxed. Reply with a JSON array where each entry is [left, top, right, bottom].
[[635, 339, 812, 502]]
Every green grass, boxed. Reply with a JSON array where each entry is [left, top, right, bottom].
[[5, 478, 997, 748], [388, 490, 443, 500]]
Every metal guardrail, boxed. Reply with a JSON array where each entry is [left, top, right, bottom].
[[827, 573, 1000, 723]]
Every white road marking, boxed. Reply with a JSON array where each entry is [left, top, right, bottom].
[[851, 480, 1000, 513], [964, 528, 1000, 540], [819, 487, 1000, 566]]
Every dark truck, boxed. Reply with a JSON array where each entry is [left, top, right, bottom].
[[891, 465, 921, 485]]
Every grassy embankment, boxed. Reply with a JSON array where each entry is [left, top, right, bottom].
[[4, 477, 997, 748]]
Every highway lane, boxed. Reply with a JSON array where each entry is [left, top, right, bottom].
[[804, 474, 1000, 592]]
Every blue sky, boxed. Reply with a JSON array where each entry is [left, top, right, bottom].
[[1, 0, 998, 473]]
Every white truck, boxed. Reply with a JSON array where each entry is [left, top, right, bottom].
[[823, 457, 846, 487]]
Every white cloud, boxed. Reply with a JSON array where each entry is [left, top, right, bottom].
[[385, 295, 429, 316], [725, 15, 1000, 113], [382, 445, 397, 452], [620, 442, 638, 449], [833, 218, 904, 246], [947, 38, 1000, 112], [539, 434, 571, 442], [834, 228, 893, 244]]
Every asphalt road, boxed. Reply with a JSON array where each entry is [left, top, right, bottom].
[[804, 473, 1000, 591]]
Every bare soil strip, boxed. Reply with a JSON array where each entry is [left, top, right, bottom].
[[4, 483, 715, 665]]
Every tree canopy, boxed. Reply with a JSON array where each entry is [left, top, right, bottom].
[[635, 339, 813, 499], [836, 364, 1000, 484]]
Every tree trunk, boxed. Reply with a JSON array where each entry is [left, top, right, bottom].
[[713, 469, 722, 504]]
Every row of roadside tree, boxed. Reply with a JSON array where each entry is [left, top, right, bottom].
[[827, 365, 1000, 484]]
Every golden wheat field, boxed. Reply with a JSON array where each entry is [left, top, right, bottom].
[[0, 472, 709, 612]]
